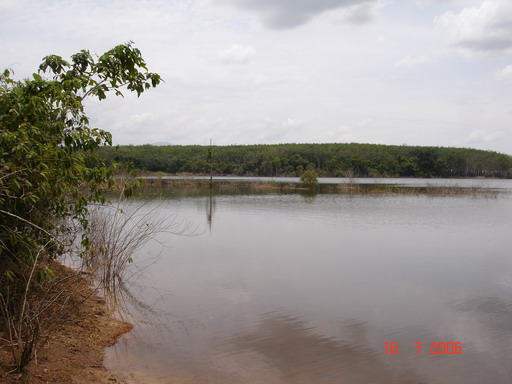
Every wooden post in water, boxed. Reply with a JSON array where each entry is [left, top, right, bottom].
[[208, 138, 213, 189]]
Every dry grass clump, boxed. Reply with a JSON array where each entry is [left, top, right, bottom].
[[80, 200, 197, 308], [0, 259, 93, 373], [337, 183, 364, 194], [0, 262, 131, 384]]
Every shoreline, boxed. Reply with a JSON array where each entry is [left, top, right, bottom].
[[0, 264, 132, 384]]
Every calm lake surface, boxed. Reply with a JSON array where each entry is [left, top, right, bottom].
[[106, 178, 512, 384]]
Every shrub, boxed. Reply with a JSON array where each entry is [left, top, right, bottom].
[[300, 170, 318, 188], [0, 43, 160, 371]]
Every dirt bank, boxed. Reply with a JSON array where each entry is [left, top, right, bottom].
[[0, 265, 132, 384]]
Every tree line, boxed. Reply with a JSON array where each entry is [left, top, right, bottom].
[[94, 143, 512, 178]]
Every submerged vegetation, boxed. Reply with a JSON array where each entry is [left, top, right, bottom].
[[334, 183, 498, 198], [134, 178, 500, 199], [94, 143, 512, 179]]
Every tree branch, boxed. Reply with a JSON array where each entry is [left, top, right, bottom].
[[0, 209, 61, 244]]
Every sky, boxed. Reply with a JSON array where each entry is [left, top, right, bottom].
[[1, 0, 512, 154]]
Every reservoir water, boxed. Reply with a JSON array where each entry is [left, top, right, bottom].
[[105, 178, 512, 384]]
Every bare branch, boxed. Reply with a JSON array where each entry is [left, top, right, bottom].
[[0, 209, 61, 245]]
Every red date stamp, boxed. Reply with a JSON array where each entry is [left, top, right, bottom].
[[384, 342, 462, 355]]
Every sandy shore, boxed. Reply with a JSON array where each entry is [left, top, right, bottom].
[[0, 265, 132, 384]]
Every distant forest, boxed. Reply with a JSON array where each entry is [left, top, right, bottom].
[[94, 143, 512, 178]]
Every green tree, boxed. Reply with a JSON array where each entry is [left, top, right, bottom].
[[300, 169, 319, 188], [0, 42, 161, 370]]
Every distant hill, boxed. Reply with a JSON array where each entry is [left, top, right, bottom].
[[94, 143, 512, 178]]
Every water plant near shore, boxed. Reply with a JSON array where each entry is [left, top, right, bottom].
[[134, 177, 500, 199], [80, 199, 197, 311]]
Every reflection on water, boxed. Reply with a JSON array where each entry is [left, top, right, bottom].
[[229, 314, 425, 384], [106, 180, 512, 384], [206, 190, 215, 232], [150, 175, 512, 189]]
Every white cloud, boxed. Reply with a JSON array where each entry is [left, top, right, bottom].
[[329, 125, 358, 142], [356, 119, 371, 128], [282, 118, 303, 128], [467, 129, 504, 143], [130, 112, 154, 124], [330, 2, 381, 25], [218, 44, 256, 64], [494, 65, 512, 81], [435, 0, 512, 57], [2, 0, 512, 154], [219, 0, 380, 29], [395, 55, 432, 69], [0, 0, 28, 12]]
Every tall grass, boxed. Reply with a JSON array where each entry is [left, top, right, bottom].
[[79, 200, 197, 310]]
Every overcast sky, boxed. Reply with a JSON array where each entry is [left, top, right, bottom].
[[1, 0, 512, 154]]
